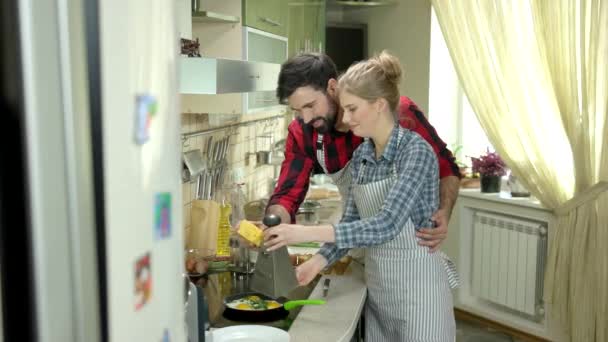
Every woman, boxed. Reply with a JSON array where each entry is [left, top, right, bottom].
[[264, 51, 458, 341]]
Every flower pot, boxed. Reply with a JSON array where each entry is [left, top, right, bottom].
[[480, 175, 501, 193]]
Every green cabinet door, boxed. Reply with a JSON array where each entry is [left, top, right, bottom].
[[288, 0, 325, 57], [243, 0, 288, 37]]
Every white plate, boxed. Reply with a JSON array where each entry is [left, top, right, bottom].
[[209, 325, 290, 342]]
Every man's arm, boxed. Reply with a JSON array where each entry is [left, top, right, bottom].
[[399, 97, 461, 251], [266, 122, 315, 223], [439, 175, 460, 217], [399, 97, 461, 181], [266, 204, 291, 226], [416, 175, 459, 251]]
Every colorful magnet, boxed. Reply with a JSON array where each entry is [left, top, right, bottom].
[[161, 329, 170, 342], [154, 192, 172, 239], [134, 252, 152, 311], [134, 94, 158, 145]]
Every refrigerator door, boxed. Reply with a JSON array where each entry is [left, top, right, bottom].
[[1, 0, 102, 341], [1, 0, 184, 341], [97, 1, 184, 341]]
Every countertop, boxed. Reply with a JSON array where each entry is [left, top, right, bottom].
[[289, 261, 366, 342]]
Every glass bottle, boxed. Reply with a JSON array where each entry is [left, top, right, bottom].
[[215, 196, 232, 257]]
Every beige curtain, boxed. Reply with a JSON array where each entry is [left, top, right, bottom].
[[431, 1, 608, 341]]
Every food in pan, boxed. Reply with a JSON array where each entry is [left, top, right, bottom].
[[226, 295, 282, 311]]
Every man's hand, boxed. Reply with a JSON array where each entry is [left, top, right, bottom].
[[296, 254, 327, 285], [263, 224, 312, 251], [416, 208, 449, 253]]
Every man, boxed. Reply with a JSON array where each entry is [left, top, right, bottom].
[[266, 53, 460, 251]]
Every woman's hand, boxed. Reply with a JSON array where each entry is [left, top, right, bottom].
[[295, 254, 328, 285], [263, 224, 311, 251]]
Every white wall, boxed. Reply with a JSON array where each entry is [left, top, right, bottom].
[[342, 1, 432, 113]]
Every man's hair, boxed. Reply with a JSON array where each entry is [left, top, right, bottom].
[[276, 53, 338, 104]]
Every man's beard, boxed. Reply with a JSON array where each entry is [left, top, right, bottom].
[[308, 99, 338, 134], [309, 117, 333, 134]]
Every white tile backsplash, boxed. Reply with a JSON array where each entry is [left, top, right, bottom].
[[181, 112, 290, 230]]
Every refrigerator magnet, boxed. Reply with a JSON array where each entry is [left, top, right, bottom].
[[134, 252, 152, 311], [134, 94, 158, 145], [161, 329, 170, 342], [154, 192, 172, 239]]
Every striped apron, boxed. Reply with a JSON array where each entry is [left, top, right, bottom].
[[316, 133, 352, 200], [351, 133, 458, 342], [316, 133, 366, 260]]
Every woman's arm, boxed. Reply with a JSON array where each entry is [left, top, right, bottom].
[[332, 138, 437, 249], [264, 136, 438, 251]]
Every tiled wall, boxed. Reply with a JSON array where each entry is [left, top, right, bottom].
[[181, 112, 290, 234]]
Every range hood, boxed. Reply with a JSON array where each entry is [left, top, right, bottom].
[[179, 56, 281, 95]]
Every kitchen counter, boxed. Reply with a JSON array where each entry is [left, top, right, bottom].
[[198, 260, 367, 341], [289, 261, 366, 342]]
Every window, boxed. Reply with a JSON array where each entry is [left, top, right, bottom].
[[428, 8, 494, 169]]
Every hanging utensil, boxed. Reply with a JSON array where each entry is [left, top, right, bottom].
[[183, 149, 204, 182]]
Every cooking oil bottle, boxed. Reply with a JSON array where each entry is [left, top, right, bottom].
[[216, 198, 232, 257]]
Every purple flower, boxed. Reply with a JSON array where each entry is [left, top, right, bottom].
[[470, 149, 507, 177]]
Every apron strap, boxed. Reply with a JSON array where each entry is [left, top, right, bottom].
[[316, 133, 329, 174]]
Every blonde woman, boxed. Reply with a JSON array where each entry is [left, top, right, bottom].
[[264, 51, 458, 341]]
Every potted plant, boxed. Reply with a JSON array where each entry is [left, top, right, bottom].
[[449, 144, 480, 188], [470, 149, 507, 193], [450, 144, 468, 178]]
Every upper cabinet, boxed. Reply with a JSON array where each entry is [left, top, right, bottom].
[[287, 0, 326, 57], [242, 0, 289, 37]]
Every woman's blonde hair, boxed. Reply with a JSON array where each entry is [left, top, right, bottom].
[[338, 50, 402, 113]]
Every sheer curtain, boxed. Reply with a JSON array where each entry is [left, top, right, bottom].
[[431, 1, 608, 341]]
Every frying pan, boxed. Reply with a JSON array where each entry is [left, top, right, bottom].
[[222, 292, 325, 322]]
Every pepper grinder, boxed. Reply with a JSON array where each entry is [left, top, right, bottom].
[[249, 214, 299, 298]]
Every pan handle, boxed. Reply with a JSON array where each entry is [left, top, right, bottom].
[[283, 299, 326, 311]]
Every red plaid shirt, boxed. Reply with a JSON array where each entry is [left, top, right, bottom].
[[268, 96, 460, 222]]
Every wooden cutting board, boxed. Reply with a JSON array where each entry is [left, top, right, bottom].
[[188, 199, 220, 252]]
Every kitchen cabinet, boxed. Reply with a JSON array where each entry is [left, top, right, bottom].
[[242, 0, 289, 37], [288, 0, 326, 57], [183, 0, 245, 115], [181, 0, 288, 115], [243, 27, 288, 114]]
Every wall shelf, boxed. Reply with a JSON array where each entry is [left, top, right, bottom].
[[192, 11, 240, 24]]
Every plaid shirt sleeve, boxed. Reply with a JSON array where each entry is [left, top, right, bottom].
[[332, 136, 438, 249], [267, 121, 315, 223], [399, 97, 461, 179]]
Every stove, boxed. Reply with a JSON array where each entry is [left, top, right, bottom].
[[190, 271, 319, 331]]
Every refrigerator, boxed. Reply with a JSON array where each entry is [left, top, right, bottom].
[[0, 0, 185, 341]]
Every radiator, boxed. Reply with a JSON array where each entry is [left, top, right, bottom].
[[471, 211, 547, 318]]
